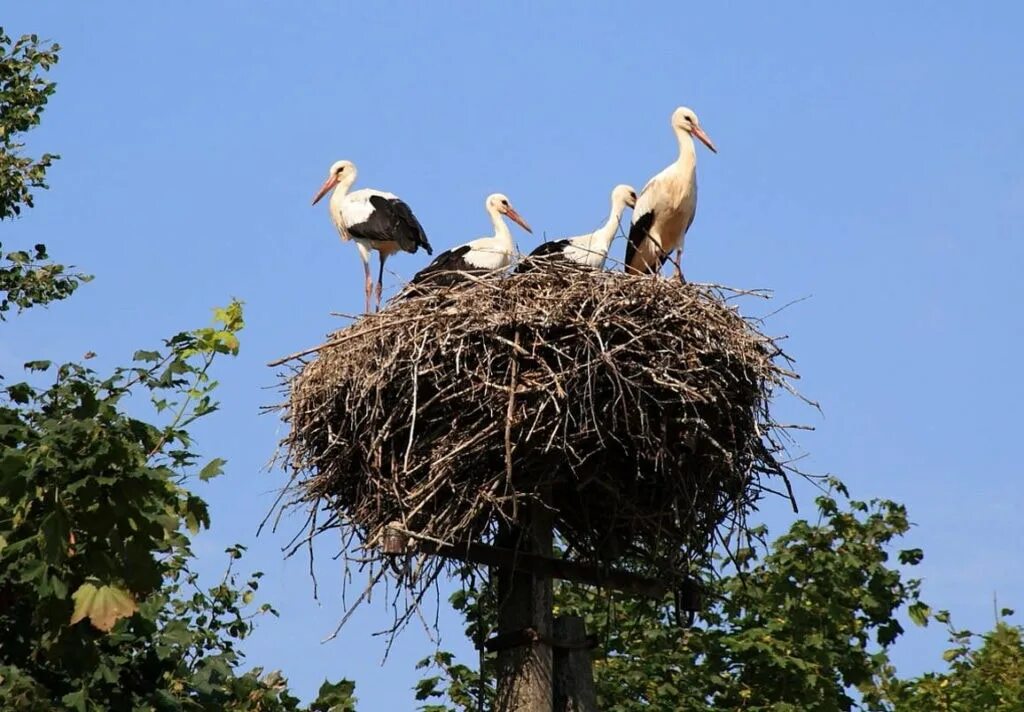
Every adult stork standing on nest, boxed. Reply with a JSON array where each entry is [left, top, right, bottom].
[[518, 184, 637, 271], [625, 107, 716, 278], [410, 193, 532, 286], [311, 160, 432, 312]]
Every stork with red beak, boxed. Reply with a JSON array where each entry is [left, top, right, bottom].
[[311, 160, 432, 312], [624, 106, 716, 277], [410, 193, 532, 286]]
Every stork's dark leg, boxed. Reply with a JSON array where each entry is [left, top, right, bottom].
[[658, 245, 685, 282], [649, 234, 671, 277], [673, 249, 685, 283], [376, 255, 386, 312], [362, 259, 372, 314]]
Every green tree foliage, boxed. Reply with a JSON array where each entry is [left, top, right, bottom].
[[0, 301, 328, 710], [0, 29, 59, 219], [0, 28, 356, 711], [565, 485, 924, 712], [0, 242, 90, 318], [416, 489, 1024, 712], [0, 32, 88, 315], [416, 485, 930, 712], [879, 614, 1024, 711]]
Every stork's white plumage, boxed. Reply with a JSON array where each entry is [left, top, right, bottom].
[[411, 193, 532, 286], [311, 160, 432, 312], [625, 107, 716, 277], [520, 184, 637, 271]]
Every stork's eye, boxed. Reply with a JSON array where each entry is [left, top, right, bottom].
[[630, 192, 637, 199], [502, 200, 509, 206]]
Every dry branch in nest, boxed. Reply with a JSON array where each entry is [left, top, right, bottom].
[[273, 267, 804, 633]]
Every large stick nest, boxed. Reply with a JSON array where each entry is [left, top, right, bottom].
[[277, 268, 801, 617]]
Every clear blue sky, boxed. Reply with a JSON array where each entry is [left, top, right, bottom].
[[5, 2, 1024, 707]]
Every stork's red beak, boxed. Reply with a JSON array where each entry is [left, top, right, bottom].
[[505, 206, 532, 234], [311, 175, 338, 205], [692, 126, 717, 154]]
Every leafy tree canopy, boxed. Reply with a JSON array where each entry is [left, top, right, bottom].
[[0, 29, 355, 712], [415, 485, 1023, 712], [879, 614, 1024, 711], [0, 27, 59, 219]]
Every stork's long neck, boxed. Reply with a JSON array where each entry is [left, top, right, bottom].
[[675, 129, 698, 177], [327, 174, 356, 233], [588, 198, 628, 252], [489, 207, 514, 251]]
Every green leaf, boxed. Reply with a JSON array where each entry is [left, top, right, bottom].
[[908, 601, 931, 627], [7, 382, 33, 403], [50, 574, 68, 600], [198, 457, 227, 481], [183, 496, 209, 533], [310, 678, 357, 711], [61, 689, 88, 712], [898, 548, 924, 565], [40, 509, 70, 564]]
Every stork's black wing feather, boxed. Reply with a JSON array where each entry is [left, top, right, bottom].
[[530, 240, 571, 258], [375, 195, 432, 255], [348, 196, 432, 255], [624, 211, 658, 274], [409, 244, 473, 286], [515, 239, 571, 273]]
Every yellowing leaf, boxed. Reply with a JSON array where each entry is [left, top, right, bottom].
[[70, 583, 138, 632], [216, 331, 240, 354]]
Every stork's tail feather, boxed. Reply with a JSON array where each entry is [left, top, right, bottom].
[[625, 213, 660, 274]]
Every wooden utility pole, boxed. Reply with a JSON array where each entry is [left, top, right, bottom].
[[383, 504, 677, 711], [494, 503, 554, 712], [552, 615, 598, 712]]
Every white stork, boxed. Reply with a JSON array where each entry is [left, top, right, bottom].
[[311, 160, 432, 312], [411, 193, 532, 286], [624, 107, 716, 277], [519, 184, 637, 271]]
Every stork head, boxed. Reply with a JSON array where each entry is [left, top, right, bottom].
[[487, 193, 532, 234], [311, 160, 357, 205], [612, 184, 638, 209], [671, 106, 717, 153]]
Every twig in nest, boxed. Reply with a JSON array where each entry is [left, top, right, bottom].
[[504, 329, 520, 515]]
